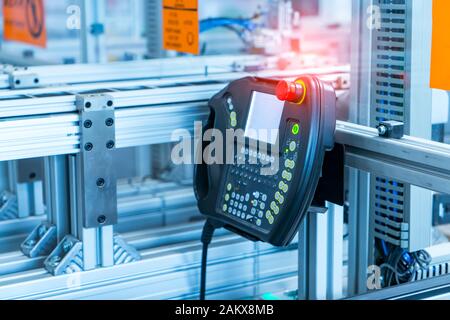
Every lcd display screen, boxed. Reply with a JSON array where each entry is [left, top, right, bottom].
[[244, 91, 284, 145]]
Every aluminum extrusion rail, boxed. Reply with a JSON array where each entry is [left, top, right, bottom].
[[0, 55, 266, 89], [335, 121, 450, 194], [0, 68, 349, 161]]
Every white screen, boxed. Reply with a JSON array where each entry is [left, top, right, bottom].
[[244, 91, 284, 145]]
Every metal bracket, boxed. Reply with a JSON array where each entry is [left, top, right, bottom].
[[44, 234, 140, 275], [21, 222, 57, 258], [76, 94, 117, 228], [377, 120, 405, 139], [1, 65, 40, 89], [44, 235, 83, 275], [0, 191, 18, 221]]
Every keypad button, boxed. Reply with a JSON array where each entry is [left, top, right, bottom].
[[223, 204, 227, 212], [285, 159, 295, 169], [234, 202, 238, 208], [232, 209, 237, 215], [262, 194, 267, 201], [243, 205, 248, 211], [260, 202, 265, 210], [230, 200, 234, 206], [238, 203, 243, 209], [282, 170, 292, 182], [268, 216, 274, 225], [279, 181, 288, 193], [254, 192, 260, 199], [256, 219, 262, 226], [271, 202, 280, 215], [227, 183, 232, 191], [237, 211, 242, 217], [275, 192, 285, 204], [228, 207, 232, 214], [225, 194, 230, 201], [245, 193, 250, 201], [289, 141, 297, 152], [251, 208, 256, 215], [240, 195, 245, 202]]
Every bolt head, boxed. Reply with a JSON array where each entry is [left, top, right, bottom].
[[378, 125, 387, 135], [105, 118, 114, 127], [106, 140, 115, 149], [97, 215, 106, 224], [24, 239, 37, 248], [84, 143, 93, 151], [96, 178, 105, 188], [38, 225, 47, 237], [48, 255, 61, 267], [84, 120, 93, 128], [62, 241, 73, 253]]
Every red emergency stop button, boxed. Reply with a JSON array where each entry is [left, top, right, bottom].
[[276, 80, 306, 104]]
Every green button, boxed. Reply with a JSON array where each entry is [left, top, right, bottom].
[[256, 219, 262, 226], [230, 112, 237, 119], [289, 141, 297, 152], [231, 119, 237, 127], [273, 206, 279, 215], [223, 204, 228, 212], [225, 194, 230, 201], [285, 159, 295, 169], [268, 216, 274, 225], [266, 211, 273, 219], [275, 192, 285, 204], [282, 170, 292, 182], [227, 183, 232, 191], [270, 201, 278, 211], [292, 123, 300, 135], [279, 181, 288, 193]]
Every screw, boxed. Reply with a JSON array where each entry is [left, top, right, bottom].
[[29, 172, 36, 180], [105, 118, 114, 127], [62, 241, 73, 253], [106, 140, 115, 149], [84, 142, 93, 151], [107, 100, 113, 107], [96, 178, 105, 188], [38, 225, 47, 237], [15, 79, 21, 85], [84, 120, 92, 128], [34, 78, 39, 84], [48, 255, 61, 268], [85, 102, 92, 108], [24, 239, 37, 248], [378, 125, 387, 136], [97, 215, 106, 224]]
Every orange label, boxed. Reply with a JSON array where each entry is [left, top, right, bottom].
[[163, 0, 199, 55], [430, 0, 450, 90], [3, 0, 47, 48]]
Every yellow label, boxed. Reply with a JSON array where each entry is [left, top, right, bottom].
[[3, 0, 47, 48], [163, 0, 199, 55], [430, 0, 450, 90]]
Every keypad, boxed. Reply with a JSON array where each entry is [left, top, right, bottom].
[[218, 121, 301, 232]]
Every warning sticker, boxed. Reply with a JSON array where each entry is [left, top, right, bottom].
[[430, 0, 450, 90], [3, 0, 47, 48], [163, 0, 199, 55]]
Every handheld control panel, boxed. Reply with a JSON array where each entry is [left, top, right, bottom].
[[194, 76, 336, 246]]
